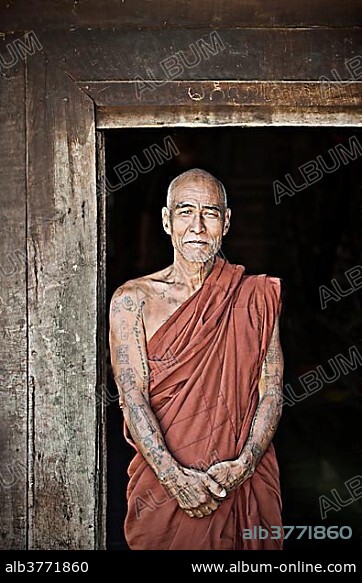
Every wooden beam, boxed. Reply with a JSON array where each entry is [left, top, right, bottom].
[[97, 108, 362, 128], [82, 80, 362, 107], [0, 36, 27, 550], [0, 0, 361, 30], [81, 81, 362, 127], [26, 53, 99, 549], [39, 29, 362, 83]]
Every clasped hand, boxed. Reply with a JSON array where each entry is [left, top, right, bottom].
[[160, 459, 253, 518]]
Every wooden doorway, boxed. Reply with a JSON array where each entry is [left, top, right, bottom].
[[101, 124, 361, 550]]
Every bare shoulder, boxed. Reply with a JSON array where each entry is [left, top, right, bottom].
[[110, 267, 170, 314]]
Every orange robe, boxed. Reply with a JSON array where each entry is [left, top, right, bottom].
[[124, 257, 283, 550]]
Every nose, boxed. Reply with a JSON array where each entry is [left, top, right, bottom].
[[189, 212, 206, 234]]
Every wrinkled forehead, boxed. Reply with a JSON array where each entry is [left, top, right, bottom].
[[170, 178, 224, 207]]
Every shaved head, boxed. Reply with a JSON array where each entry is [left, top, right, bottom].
[[167, 168, 227, 209], [162, 168, 231, 264]]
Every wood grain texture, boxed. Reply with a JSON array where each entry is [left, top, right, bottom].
[[26, 53, 98, 549], [90, 81, 362, 127], [40, 28, 362, 83], [0, 36, 27, 550], [0, 0, 361, 30]]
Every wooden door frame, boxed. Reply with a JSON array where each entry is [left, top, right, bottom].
[[92, 81, 362, 128], [0, 21, 361, 550], [94, 80, 361, 551]]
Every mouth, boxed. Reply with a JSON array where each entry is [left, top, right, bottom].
[[184, 240, 208, 246]]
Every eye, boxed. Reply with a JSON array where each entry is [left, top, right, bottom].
[[204, 211, 219, 218], [179, 209, 192, 215]]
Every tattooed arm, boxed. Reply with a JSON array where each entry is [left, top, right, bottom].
[[207, 317, 284, 492], [109, 283, 226, 518]]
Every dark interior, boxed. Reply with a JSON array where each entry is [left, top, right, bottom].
[[104, 127, 361, 551]]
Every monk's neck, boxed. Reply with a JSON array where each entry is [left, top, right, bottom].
[[171, 255, 216, 292]]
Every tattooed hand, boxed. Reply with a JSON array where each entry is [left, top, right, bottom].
[[159, 465, 227, 519], [207, 459, 254, 493]]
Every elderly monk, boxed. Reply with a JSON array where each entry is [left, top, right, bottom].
[[109, 168, 284, 550]]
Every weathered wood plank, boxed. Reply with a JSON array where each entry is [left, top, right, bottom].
[[0, 36, 27, 550], [82, 80, 362, 107], [26, 54, 98, 549], [97, 107, 362, 128], [90, 81, 362, 128], [39, 28, 362, 83], [0, 0, 360, 30]]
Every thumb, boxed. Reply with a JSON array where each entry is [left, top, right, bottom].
[[206, 476, 227, 499]]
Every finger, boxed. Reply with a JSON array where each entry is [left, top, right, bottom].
[[177, 488, 198, 507], [206, 476, 227, 500], [200, 505, 213, 516], [193, 509, 204, 519], [206, 466, 219, 480], [206, 498, 221, 512]]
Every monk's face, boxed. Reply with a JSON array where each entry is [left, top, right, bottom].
[[163, 177, 231, 263]]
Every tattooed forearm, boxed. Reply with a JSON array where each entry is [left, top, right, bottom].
[[110, 286, 178, 480], [116, 344, 129, 364], [121, 389, 175, 474], [133, 306, 149, 390], [116, 367, 136, 393], [238, 319, 283, 474], [250, 442, 262, 460], [239, 390, 283, 470], [128, 402, 156, 444], [128, 402, 141, 423], [159, 466, 177, 483], [146, 445, 166, 466], [138, 404, 157, 436]]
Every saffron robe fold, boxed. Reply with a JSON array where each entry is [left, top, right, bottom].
[[124, 257, 283, 550]]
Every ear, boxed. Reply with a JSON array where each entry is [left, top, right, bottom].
[[162, 207, 171, 235], [223, 208, 231, 236]]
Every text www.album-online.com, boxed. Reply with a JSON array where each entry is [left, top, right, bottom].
[[190, 561, 357, 574]]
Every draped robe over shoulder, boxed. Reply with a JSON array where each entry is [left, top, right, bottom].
[[124, 257, 283, 550]]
